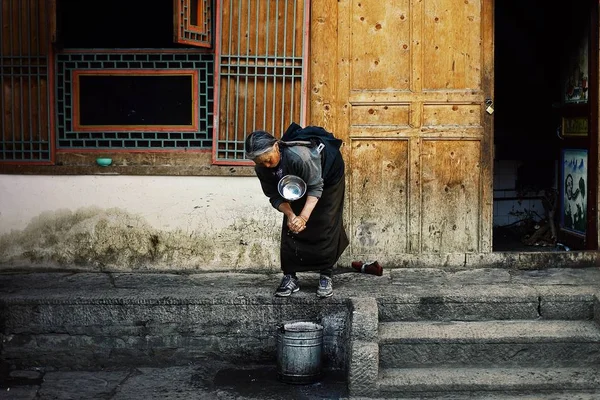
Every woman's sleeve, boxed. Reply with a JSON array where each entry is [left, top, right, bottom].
[[255, 168, 286, 210]]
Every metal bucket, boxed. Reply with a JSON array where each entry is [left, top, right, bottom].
[[276, 321, 324, 384]]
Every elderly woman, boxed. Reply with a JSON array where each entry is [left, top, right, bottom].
[[245, 123, 348, 298]]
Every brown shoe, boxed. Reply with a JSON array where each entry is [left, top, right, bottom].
[[351, 261, 383, 276]]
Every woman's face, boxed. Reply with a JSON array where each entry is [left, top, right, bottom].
[[253, 143, 281, 168]]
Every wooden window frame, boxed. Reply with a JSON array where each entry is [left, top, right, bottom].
[[71, 69, 200, 133], [211, 0, 311, 166], [0, 0, 305, 177], [173, 0, 212, 48]]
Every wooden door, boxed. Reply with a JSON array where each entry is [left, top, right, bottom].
[[556, 0, 598, 250], [334, 0, 494, 264]]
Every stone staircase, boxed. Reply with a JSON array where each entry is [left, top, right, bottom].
[[3, 267, 600, 399], [348, 268, 600, 399], [378, 320, 600, 396]]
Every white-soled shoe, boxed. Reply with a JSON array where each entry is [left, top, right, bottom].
[[274, 274, 300, 297], [316, 275, 333, 298]]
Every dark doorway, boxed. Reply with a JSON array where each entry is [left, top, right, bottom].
[[493, 0, 598, 251]]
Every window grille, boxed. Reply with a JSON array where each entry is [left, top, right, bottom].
[[56, 52, 214, 150], [0, 0, 51, 163], [213, 0, 309, 164], [174, 0, 213, 48]]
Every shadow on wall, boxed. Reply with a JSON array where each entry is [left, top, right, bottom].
[[0, 207, 279, 272]]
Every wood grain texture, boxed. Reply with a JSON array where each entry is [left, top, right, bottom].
[[337, 0, 491, 257]]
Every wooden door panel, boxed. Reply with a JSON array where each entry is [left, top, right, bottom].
[[337, 0, 493, 259], [421, 140, 481, 253], [349, 140, 409, 255], [350, 104, 411, 129], [422, 104, 481, 128], [349, 0, 411, 91], [422, 0, 482, 89]]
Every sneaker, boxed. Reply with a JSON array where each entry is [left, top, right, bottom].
[[316, 275, 333, 298], [275, 274, 300, 297]]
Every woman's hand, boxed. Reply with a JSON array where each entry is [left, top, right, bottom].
[[288, 215, 307, 234]]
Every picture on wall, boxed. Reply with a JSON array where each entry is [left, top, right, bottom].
[[560, 148, 588, 235], [562, 3, 589, 105]]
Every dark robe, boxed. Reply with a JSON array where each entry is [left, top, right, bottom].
[[280, 175, 348, 274]]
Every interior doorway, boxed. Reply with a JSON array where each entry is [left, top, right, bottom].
[[493, 0, 598, 252]]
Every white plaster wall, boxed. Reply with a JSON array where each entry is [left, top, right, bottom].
[[0, 174, 283, 271], [0, 175, 273, 234]]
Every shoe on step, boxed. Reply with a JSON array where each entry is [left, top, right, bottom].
[[274, 274, 300, 297], [316, 275, 333, 298]]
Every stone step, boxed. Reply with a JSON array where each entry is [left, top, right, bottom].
[[0, 286, 351, 370], [377, 366, 600, 396], [379, 320, 600, 368], [377, 285, 597, 322], [369, 392, 600, 400]]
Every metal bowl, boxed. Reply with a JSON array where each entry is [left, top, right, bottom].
[[277, 175, 307, 201]]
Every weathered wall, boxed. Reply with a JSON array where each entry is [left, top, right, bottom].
[[2, 175, 599, 272], [0, 175, 287, 272]]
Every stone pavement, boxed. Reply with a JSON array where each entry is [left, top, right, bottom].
[[2, 266, 600, 400], [1, 363, 348, 400], [4, 365, 600, 400]]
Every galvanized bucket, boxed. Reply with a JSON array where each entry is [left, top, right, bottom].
[[276, 321, 324, 384]]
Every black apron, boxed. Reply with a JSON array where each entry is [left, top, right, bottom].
[[280, 177, 349, 274]]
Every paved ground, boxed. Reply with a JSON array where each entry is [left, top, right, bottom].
[[2, 266, 600, 400], [1, 363, 348, 400], [4, 365, 600, 400]]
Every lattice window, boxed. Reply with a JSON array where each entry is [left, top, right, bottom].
[[0, 0, 51, 163], [213, 0, 309, 164], [56, 52, 214, 150], [174, 0, 212, 48]]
